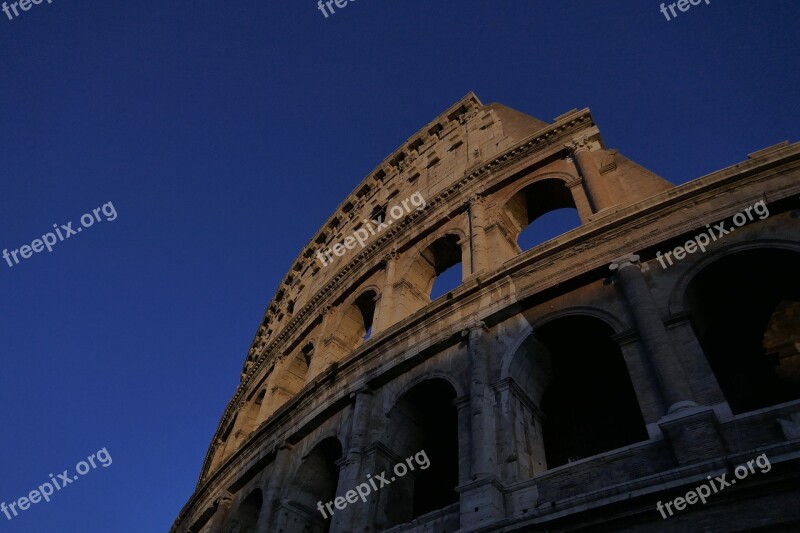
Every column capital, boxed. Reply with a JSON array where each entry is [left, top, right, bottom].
[[383, 248, 399, 263], [465, 193, 486, 207], [564, 134, 593, 155], [461, 320, 488, 341], [458, 109, 479, 124], [348, 386, 374, 399], [609, 253, 641, 272], [274, 440, 294, 453], [214, 491, 234, 508]]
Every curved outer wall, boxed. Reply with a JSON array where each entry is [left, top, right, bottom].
[[172, 93, 800, 533]]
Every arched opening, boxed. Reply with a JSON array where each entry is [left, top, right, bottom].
[[412, 234, 464, 303], [381, 379, 459, 529], [227, 489, 262, 533], [509, 315, 647, 469], [235, 389, 267, 440], [265, 350, 312, 417], [506, 179, 581, 253], [281, 353, 310, 397], [339, 290, 377, 346], [211, 416, 239, 470], [279, 438, 343, 533], [685, 249, 800, 414]]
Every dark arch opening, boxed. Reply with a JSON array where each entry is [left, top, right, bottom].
[[506, 179, 581, 252], [382, 379, 459, 529], [535, 315, 648, 468], [281, 438, 343, 533], [685, 248, 800, 414]]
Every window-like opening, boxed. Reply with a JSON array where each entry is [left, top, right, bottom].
[[396, 235, 464, 320], [408, 138, 424, 153], [686, 249, 800, 414], [506, 179, 581, 253], [421, 235, 463, 302], [338, 290, 377, 348], [280, 438, 342, 533], [370, 204, 387, 224], [268, 349, 312, 415], [381, 379, 459, 529], [532, 316, 647, 468], [254, 389, 265, 406], [301, 343, 315, 367]]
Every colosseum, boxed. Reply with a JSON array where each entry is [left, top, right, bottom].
[[171, 93, 800, 532]]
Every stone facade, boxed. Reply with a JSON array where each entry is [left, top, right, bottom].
[[171, 93, 800, 532]]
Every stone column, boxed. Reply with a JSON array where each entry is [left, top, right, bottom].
[[565, 176, 594, 224], [463, 321, 496, 478], [374, 250, 398, 333], [454, 395, 473, 485], [609, 254, 695, 414], [306, 306, 334, 378], [566, 137, 613, 213], [467, 195, 491, 274], [458, 321, 504, 530], [256, 443, 294, 530], [209, 491, 234, 533], [332, 388, 374, 531]]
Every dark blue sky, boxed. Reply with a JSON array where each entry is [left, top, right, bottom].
[[0, 1, 797, 531]]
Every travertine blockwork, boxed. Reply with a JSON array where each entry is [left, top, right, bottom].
[[172, 94, 800, 533]]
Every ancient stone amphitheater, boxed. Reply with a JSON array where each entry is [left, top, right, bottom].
[[172, 93, 800, 532]]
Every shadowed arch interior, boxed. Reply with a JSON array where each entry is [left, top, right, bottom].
[[533, 315, 648, 468], [381, 378, 459, 529], [685, 248, 800, 414], [226, 488, 262, 533], [281, 438, 343, 533]]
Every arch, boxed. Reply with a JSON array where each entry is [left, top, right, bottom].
[[504, 177, 582, 253], [278, 437, 343, 533], [501, 171, 578, 200], [226, 488, 263, 533], [383, 371, 466, 412], [281, 352, 311, 395], [333, 288, 378, 348], [262, 350, 312, 418], [504, 315, 647, 471], [233, 389, 267, 441], [681, 247, 800, 414], [297, 429, 347, 465], [502, 307, 627, 378], [404, 233, 465, 304], [379, 378, 460, 529], [667, 239, 800, 315]]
